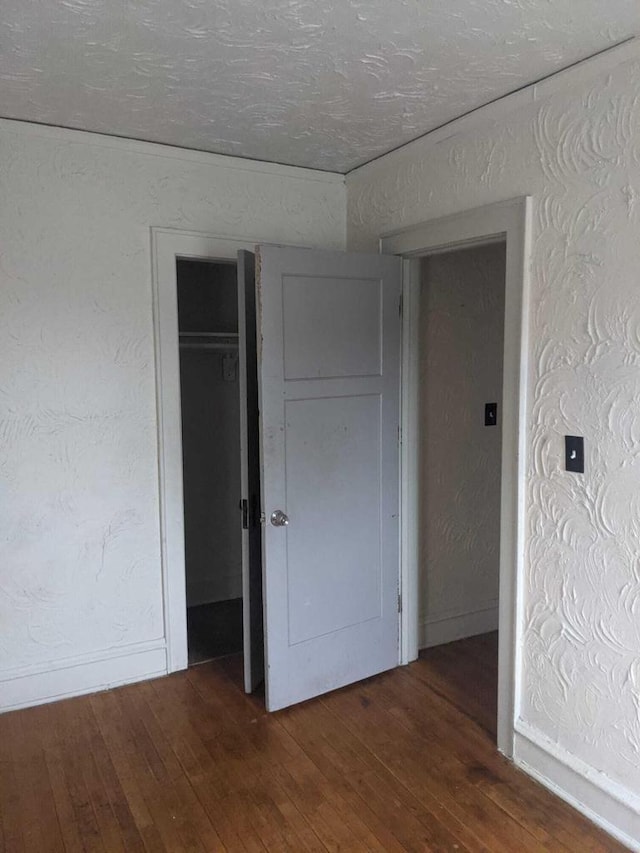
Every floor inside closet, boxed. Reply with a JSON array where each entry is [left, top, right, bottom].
[[187, 599, 244, 666], [0, 632, 624, 852]]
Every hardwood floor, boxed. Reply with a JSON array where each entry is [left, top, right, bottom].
[[0, 633, 624, 852]]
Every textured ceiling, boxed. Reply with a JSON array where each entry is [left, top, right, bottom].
[[1, 0, 638, 173]]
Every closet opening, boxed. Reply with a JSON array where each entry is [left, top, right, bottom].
[[177, 258, 244, 668]]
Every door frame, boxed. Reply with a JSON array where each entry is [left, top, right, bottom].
[[381, 197, 532, 758], [151, 228, 258, 672]]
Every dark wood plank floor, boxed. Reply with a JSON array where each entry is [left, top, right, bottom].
[[0, 633, 624, 852]]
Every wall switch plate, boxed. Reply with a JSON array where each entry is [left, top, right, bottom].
[[485, 402, 497, 426], [565, 435, 584, 473]]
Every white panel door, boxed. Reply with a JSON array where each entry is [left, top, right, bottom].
[[257, 245, 402, 711]]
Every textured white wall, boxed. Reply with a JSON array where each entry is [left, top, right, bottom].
[[419, 245, 505, 647], [347, 53, 640, 815], [0, 119, 344, 706]]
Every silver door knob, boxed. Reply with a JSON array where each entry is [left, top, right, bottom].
[[270, 510, 289, 527]]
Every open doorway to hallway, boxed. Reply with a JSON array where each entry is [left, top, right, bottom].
[[418, 242, 506, 742]]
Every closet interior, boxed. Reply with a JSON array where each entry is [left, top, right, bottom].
[[177, 258, 243, 665]]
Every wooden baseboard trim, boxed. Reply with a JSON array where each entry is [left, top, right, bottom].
[[515, 721, 640, 851], [0, 642, 167, 713], [418, 603, 499, 649]]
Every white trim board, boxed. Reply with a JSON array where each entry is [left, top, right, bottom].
[[0, 641, 167, 713], [515, 722, 640, 852], [419, 603, 499, 650], [381, 196, 533, 760]]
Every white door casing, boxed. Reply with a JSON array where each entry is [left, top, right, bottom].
[[152, 229, 257, 672], [255, 245, 402, 712], [381, 197, 532, 758]]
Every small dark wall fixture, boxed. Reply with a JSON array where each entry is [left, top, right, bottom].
[[485, 402, 498, 426], [565, 435, 585, 473]]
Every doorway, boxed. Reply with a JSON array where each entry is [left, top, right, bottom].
[[417, 242, 506, 742], [382, 196, 532, 758], [176, 259, 243, 666], [153, 230, 402, 710]]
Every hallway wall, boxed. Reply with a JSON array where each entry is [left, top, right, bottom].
[[419, 244, 505, 648]]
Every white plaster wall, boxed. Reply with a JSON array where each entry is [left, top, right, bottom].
[[347, 52, 640, 833], [0, 118, 344, 707], [419, 245, 505, 647]]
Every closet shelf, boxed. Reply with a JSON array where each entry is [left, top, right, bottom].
[[179, 331, 239, 338], [179, 331, 239, 351]]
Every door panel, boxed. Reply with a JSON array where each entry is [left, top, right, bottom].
[[285, 394, 382, 644], [257, 245, 402, 711], [282, 275, 383, 379], [237, 250, 264, 693]]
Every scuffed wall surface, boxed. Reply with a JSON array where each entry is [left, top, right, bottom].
[[419, 245, 505, 637], [0, 120, 344, 679], [347, 59, 640, 795]]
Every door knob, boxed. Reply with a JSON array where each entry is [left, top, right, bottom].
[[270, 510, 289, 527]]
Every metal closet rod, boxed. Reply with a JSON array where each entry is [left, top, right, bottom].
[[179, 341, 239, 351], [179, 331, 238, 338]]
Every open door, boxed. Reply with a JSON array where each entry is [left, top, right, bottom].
[[256, 245, 402, 711], [238, 250, 264, 693]]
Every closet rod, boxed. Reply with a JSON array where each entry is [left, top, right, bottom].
[[179, 331, 239, 338], [179, 341, 239, 351]]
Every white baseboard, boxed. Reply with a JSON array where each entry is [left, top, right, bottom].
[[419, 601, 499, 649], [515, 720, 640, 852], [0, 640, 168, 713]]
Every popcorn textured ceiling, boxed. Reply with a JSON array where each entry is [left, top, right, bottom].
[[1, 0, 637, 172]]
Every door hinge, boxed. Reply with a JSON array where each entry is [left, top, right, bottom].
[[259, 512, 266, 526], [240, 499, 248, 530], [398, 424, 402, 446], [398, 594, 402, 613], [399, 292, 403, 317]]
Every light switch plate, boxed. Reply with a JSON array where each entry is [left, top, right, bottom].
[[485, 402, 497, 426], [565, 435, 584, 473]]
